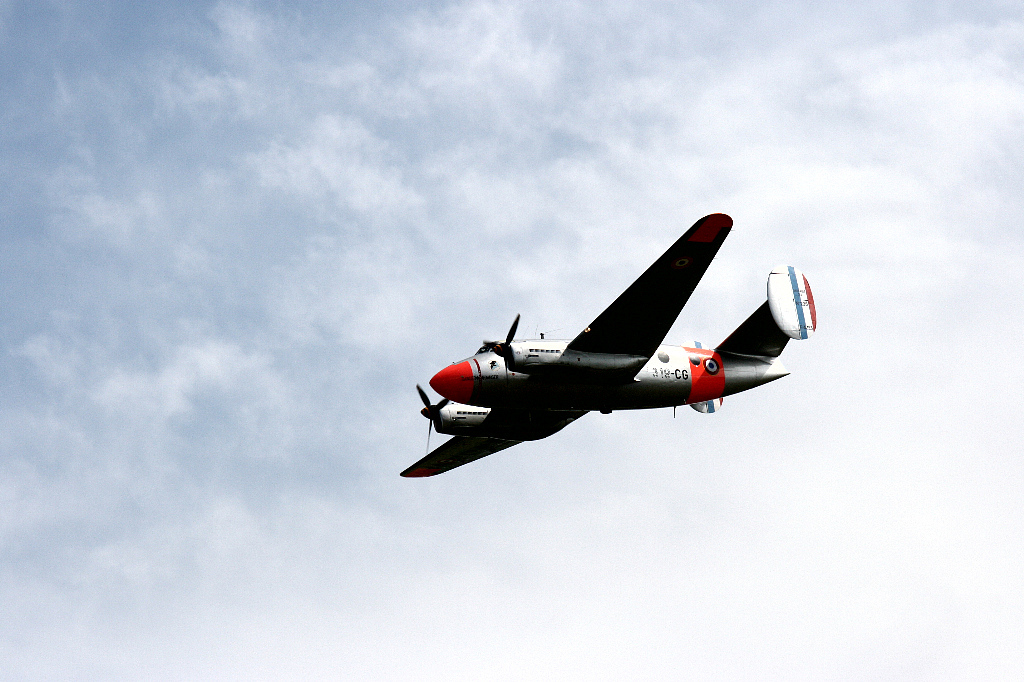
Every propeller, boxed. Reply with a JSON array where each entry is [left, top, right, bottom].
[[489, 313, 520, 370], [417, 384, 448, 452]]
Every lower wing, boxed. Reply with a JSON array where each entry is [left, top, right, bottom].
[[401, 437, 523, 477]]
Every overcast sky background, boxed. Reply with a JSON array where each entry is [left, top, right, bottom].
[[2, 1, 1023, 679]]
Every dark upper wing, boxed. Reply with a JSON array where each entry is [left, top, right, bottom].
[[400, 436, 522, 477], [566, 214, 733, 358]]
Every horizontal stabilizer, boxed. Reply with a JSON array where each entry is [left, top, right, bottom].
[[718, 266, 817, 356], [691, 397, 724, 413], [716, 301, 790, 357]]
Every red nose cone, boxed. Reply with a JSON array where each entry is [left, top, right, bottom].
[[430, 361, 474, 403]]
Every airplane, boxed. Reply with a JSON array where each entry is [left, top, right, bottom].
[[402, 213, 815, 477]]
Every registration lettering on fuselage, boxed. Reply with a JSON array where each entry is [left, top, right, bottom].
[[651, 367, 689, 380]]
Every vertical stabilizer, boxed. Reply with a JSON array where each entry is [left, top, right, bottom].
[[767, 266, 816, 340]]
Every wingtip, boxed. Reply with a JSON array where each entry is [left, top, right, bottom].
[[687, 213, 733, 242], [401, 467, 441, 478]]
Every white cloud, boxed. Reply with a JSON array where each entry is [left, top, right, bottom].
[[92, 340, 271, 418], [2, 1, 1024, 679], [252, 114, 423, 219]]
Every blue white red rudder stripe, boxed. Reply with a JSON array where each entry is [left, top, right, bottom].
[[767, 266, 816, 340]]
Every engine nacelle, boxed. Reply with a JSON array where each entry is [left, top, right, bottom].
[[437, 402, 491, 433], [434, 401, 586, 441], [510, 340, 567, 370]]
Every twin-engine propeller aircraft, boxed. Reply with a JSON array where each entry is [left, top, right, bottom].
[[402, 213, 816, 477]]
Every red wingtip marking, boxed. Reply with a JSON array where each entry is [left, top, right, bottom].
[[803, 275, 816, 331], [429, 361, 474, 403], [402, 467, 440, 478], [688, 213, 732, 242]]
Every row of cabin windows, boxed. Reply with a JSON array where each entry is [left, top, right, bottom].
[[528, 348, 561, 353], [457, 410, 488, 416]]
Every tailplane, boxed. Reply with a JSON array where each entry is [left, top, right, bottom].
[[716, 266, 816, 357]]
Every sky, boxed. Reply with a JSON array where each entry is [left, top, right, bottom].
[[2, 0, 1023, 679]]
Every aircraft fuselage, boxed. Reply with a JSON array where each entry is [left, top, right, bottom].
[[430, 341, 788, 413]]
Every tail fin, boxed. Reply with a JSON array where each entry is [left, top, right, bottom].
[[716, 266, 816, 357], [767, 266, 816, 340]]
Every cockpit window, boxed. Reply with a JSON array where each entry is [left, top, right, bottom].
[[476, 346, 491, 354]]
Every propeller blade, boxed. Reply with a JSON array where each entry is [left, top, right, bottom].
[[417, 385, 449, 431], [505, 314, 520, 345], [416, 384, 431, 409]]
